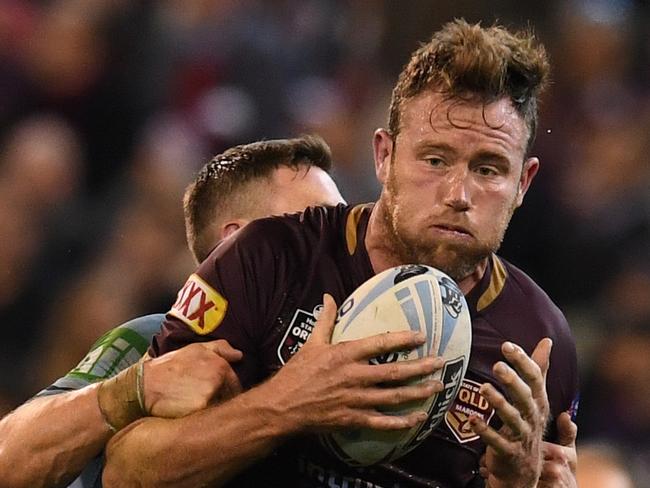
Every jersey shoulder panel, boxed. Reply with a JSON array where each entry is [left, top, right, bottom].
[[152, 204, 351, 347], [36, 314, 164, 397], [241, 203, 350, 255], [476, 256, 570, 340], [150, 204, 357, 389]]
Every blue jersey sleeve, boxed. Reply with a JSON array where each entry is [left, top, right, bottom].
[[36, 314, 164, 397]]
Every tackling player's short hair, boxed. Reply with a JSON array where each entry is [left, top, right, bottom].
[[388, 19, 550, 154], [184, 135, 333, 263]]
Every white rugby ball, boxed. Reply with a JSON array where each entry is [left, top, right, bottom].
[[320, 264, 471, 466]]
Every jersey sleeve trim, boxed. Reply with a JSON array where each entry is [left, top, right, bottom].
[[67, 326, 150, 382], [345, 204, 372, 255]]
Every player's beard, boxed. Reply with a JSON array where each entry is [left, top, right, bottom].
[[381, 165, 517, 282]]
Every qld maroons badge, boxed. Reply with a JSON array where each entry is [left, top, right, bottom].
[[444, 378, 495, 443]]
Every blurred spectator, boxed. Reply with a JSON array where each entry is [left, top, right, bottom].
[[578, 324, 650, 454], [576, 443, 636, 488], [30, 114, 201, 393], [0, 114, 86, 407]]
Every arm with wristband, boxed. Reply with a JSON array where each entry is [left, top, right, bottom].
[[0, 316, 242, 488]]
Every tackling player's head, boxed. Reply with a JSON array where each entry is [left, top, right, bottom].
[[184, 135, 345, 263]]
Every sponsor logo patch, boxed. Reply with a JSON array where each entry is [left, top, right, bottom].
[[169, 274, 228, 335], [277, 305, 320, 364], [445, 378, 495, 443]]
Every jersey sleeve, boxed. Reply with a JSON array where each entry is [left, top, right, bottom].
[[35, 314, 164, 397], [149, 219, 292, 388]]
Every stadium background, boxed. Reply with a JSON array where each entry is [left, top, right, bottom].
[[1, 0, 648, 481]]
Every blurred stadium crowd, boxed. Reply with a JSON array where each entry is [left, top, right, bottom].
[[1, 0, 649, 483]]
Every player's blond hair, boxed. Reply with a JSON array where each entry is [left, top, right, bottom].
[[184, 135, 333, 263], [388, 19, 550, 153]]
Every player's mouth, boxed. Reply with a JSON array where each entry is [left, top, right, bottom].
[[430, 224, 473, 239]]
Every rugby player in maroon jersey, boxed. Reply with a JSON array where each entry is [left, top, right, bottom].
[[104, 20, 579, 488]]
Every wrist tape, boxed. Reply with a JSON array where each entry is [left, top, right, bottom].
[[97, 359, 147, 433]]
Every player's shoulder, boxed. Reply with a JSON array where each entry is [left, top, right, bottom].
[[36, 314, 164, 397], [482, 255, 571, 339], [495, 256, 570, 337], [117, 313, 166, 338], [501, 258, 565, 321]]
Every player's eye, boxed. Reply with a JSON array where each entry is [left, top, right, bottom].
[[425, 157, 445, 167], [475, 165, 499, 177]]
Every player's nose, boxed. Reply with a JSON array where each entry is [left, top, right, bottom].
[[442, 167, 471, 212]]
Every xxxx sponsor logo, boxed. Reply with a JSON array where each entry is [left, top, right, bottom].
[[444, 378, 495, 443], [169, 274, 228, 335]]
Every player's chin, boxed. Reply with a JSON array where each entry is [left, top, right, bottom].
[[417, 245, 489, 281]]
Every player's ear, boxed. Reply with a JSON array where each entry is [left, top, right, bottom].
[[373, 129, 394, 184], [221, 219, 250, 240], [515, 157, 540, 207]]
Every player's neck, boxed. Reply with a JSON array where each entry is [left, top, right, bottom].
[[365, 202, 407, 274], [455, 259, 488, 295], [366, 202, 488, 296]]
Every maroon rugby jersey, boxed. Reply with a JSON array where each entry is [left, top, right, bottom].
[[151, 203, 578, 488]]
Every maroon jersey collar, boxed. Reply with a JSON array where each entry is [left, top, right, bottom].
[[343, 204, 508, 315], [343, 203, 376, 287], [464, 254, 509, 315]]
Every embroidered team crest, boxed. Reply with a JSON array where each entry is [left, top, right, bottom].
[[277, 305, 320, 364], [169, 274, 228, 335], [444, 378, 495, 443]]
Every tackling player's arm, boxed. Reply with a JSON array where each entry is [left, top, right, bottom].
[[103, 294, 441, 488], [0, 384, 113, 488], [0, 320, 242, 488], [0, 322, 148, 488]]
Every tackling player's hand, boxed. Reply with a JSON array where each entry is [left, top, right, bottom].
[[266, 293, 443, 433], [470, 339, 552, 488], [143, 340, 243, 418]]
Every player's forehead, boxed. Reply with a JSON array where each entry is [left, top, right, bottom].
[[398, 91, 529, 157]]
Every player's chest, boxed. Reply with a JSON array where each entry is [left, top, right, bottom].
[[258, 268, 359, 374]]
